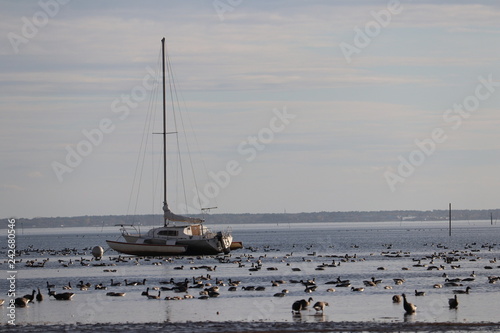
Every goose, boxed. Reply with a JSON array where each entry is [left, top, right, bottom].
[[291, 297, 313, 314], [14, 297, 29, 307], [147, 291, 161, 299], [448, 294, 459, 309], [0, 299, 4, 306], [273, 289, 289, 297], [23, 290, 36, 302], [50, 292, 75, 300], [94, 283, 107, 290], [401, 294, 416, 314], [326, 288, 336, 292], [371, 277, 382, 284], [110, 279, 122, 287], [62, 282, 72, 290], [106, 292, 126, 297], [124, 279, 138, 286], [46, 281, 55, 289], [351, 287, 364, 292], [415, 290, 426, 296], [313, 301, 329, 313], [453, 286, 471, 294], [392, 295, 402, 303], [433, 284, 443, 289], [141, 287, 150, 296], [36, 288, 43, 302]]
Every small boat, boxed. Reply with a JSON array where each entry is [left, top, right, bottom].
[[106, 38, 234, 256]]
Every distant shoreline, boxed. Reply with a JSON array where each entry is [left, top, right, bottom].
[[3, 209, 499, 229]]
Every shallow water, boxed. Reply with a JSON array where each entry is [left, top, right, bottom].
[[1, 220, 499, 326]]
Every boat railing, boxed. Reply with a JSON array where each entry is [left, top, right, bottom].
[[115, 224, 142, 237]]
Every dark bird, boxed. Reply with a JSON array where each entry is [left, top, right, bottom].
[[453, 286, 471, 294], [402, 293, 417, 314], [49, 291, 75, 300], [292, 297, 313, 314], [415, 290, 426, 296], [449, 295, 459, 309], [36, 288, 43, 302], [23, 290, 36, 302]]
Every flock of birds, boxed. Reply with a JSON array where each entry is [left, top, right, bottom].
[[3, 240, 500, 321]]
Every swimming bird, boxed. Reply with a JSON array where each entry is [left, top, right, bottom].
[[46, 281, 55, 289], [313, 301, 329, 313], [62, 282, 72, 290], [402, 293, 416, 314], [14, 297, 29, 307], [351, 287, 364, 292], [36, 288, 43, 302], [110, 279, 122, 286], [453, 286, 471, 294], [23, 290, 36, 302], [392, 295, 402, 303], [106, 292, 126, 297], [147, 291, 161, 299], [449, 295, 459, 309], [50, 292, 75, 300], [415, 290, 426, 296], [141, 287, 150, 296]]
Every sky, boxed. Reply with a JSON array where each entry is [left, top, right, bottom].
[[1, 0, 500, 219]]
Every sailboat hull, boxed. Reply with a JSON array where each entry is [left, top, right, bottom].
[[106, 240, 187, 256]]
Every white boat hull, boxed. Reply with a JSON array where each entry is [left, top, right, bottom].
[[106, 240, 187, 256]]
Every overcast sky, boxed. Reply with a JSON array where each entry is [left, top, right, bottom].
[[2, 0, 500, 219]]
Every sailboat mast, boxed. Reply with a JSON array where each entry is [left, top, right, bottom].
[[161, 38, 167, 223]]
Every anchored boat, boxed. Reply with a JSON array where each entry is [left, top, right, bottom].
[[106, 38, 233, 256]]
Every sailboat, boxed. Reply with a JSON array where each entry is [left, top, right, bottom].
[[106, 38, 233, 256]]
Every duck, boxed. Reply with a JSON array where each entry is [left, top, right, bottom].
[[106, 292, 126, 297], [110, 279, 122, 287], [50, 292, 75, 300], [453, 286, 471, 294], [22, 290, 36, 302], [36, 288, 43, 302], [415, 290, 426, 296], [291, 297, 313, 314], [448, 294, 459, 309], [14, 297, 29, 307], [147, 291, 161, 299], [402, 293, 416, 314], [313, 301, 329, 313]]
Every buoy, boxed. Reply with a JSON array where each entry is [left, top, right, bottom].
[[92, 246, 104, 260]]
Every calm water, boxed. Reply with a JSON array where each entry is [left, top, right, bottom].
[[1, 220, 499, 325]]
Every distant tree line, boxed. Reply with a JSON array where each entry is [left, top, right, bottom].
[[4, 209, 500, 229]]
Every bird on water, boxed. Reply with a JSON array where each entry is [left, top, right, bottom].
[[402, 293, 417, 314]]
